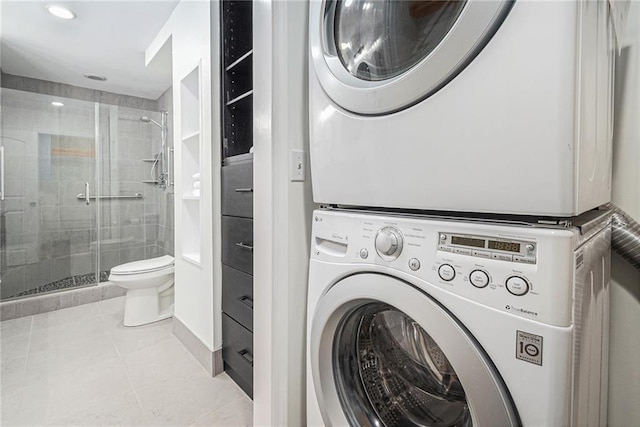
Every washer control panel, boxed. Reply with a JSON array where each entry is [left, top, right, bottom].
[[311, 210, 577, 327], [438, 232, 536, 264]]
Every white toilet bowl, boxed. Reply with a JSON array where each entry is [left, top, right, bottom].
[[109, 255, 175, 327]]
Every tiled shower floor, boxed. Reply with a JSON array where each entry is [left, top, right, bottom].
[[0, 297, 252, 426], [6, 271, 111, 300]]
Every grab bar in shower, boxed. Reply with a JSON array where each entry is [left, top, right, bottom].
[[76, 193, 143, 201]]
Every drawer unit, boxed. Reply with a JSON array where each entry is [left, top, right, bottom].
[[222, 313, 254, 398], [222, 265, 253, 332], [222, 216, 253, 275], [222, 156, 253, 218]]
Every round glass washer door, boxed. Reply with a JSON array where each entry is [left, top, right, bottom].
[[309, 273, 519, 426], [310, 0, 512, 115]]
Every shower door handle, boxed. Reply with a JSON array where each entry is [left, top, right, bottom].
[[85, 183, 90, 205], [0, 146, 5, 201], [168, 147, 174, 187]]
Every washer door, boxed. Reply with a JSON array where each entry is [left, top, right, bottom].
[[310, 273, 519, 426], [310, 0, 512, 115]]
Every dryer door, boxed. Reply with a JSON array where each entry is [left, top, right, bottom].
[[310, 0, 512, 115], [310, 273, 519, 426]]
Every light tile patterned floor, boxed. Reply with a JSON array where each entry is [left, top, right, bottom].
[[0, 297, 253, 426]]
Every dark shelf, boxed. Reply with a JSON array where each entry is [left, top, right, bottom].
[[223, 152, 253, 166], [223, 92, 252, 159], [224, 52, 252, 104], [226, 49, 252, 72], [222, 1, 253, 68]]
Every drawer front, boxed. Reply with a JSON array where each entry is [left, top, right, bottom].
[[222, 265, 253, 332], [222, 160, 253, 218], [222, 216, 253, 274], [222, 314, 253, 389]]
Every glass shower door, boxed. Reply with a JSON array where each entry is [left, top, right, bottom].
[[0, 89, 102, 300]]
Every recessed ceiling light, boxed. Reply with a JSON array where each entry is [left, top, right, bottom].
[[46, 5, 77, 20], [83, 74, 107, 82], [51, 101, 64, 107]]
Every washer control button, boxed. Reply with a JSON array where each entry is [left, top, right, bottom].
[[359, 248, 369, 259], [469, 270, 490, 288], [438, 264, 456, 282], [506, 276, 530, 296], [525, 244, 535, 252], [438, 245, 454, 253], [408, 258, 421, 271], [472, 250, 491, 259], [453, 248, 472, 256], [492, 253, 513, 262], [513, 255, 536, 264]]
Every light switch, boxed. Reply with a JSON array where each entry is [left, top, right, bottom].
[[290, 150, 305, 181]]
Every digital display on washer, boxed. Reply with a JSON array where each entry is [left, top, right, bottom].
[[488, 240, 521, 253], [450, 236, 485, 248]]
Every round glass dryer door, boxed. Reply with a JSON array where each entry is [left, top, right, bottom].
[[310, 0, 512, 115], [309, 273, 519, 426]]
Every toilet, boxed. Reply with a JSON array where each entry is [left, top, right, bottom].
[[109, 255, 175, 327]]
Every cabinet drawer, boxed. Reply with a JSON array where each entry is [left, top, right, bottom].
[[222, 216, 253, 274], [222, 265, 253, 332], [222, 160, 253, 218], [222, 314, 253, 395]]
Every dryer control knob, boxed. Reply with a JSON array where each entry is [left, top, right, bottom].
[[375, 227, 403, 259]]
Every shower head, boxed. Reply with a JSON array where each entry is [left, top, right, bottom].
[[140, 116, 166, 130]]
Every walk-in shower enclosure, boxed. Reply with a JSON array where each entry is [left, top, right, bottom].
[[0, 88, 174, 301]]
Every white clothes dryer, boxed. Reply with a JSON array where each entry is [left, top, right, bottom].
[[306, 209, 610, 426], [309, 0, 615, 216]]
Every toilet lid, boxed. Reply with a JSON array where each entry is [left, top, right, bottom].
[[110, 255, 175, 275]]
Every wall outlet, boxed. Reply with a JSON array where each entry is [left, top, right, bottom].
[[290, 150, 305, 182]]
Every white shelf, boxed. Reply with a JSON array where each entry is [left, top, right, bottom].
[[182, 130, 200, 142], [182, 195, 200, 200], [182, 253, 201, 267]]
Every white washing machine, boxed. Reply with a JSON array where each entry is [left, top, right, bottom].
[[309, 0, 615, 216], [306, 209, 610, 426]]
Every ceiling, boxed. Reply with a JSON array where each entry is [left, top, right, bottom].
[[0, 0, 179, 100]]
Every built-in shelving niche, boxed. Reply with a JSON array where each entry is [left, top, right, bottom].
[[180, 64, 202, 266]]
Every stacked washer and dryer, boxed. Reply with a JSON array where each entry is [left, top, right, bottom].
[[306, 1, 616, 426]]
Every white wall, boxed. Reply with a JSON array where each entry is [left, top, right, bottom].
[[254, 0, 314, 424], [608, 5, 640, 426], [147, 0, 220, 351]]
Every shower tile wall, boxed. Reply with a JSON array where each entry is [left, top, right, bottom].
[[0, 84, 174, 300], [155, 87, 175, 258], [99, 100, 173, 272]]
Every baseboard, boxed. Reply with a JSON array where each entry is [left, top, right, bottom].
[[0, 282, 126, 322], [172, 316, 223, 376]]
